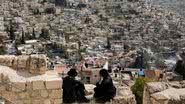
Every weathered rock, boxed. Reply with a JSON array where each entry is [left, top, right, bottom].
[[45, 79, 62, 89], [16, 55, 30, 70], [143, 82, 185, 104], [0, 55, 47, 75], [40, 90, 49, 98], [49, 89, 62, 99], [146, 82, 169, 94], [29, 55, 47, 74], [32, 80, 45, 90]]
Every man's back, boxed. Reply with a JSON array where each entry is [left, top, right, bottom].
[[62, 76, 89, 103], [62, 76, 77, 103]]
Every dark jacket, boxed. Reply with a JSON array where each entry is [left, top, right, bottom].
[[94, 76, 116, 102], [62, 76, 85, 103]]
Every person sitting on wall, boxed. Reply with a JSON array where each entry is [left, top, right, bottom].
[[94, 69, 116, 103], [62, 68, 90, 103]]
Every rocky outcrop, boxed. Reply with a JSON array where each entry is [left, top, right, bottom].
[[143, 81, 185, 104], [112, 87, 136, 104], [0, 55, 47, 75]]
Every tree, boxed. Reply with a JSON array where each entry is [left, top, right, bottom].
[[78, 40, 81, 50], [0, 46, 6, 55], [62, 45, 69, 59], [131, 77, 152, 104], [106, 37, 111, 50], [9, 22, 16, 41], [32, 28, 36, 39], [21, 29, 25, 44], [32, 8, 40, 15], [40, 28, 49, 39]]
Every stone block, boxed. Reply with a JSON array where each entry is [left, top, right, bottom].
[[26, 81, 32, 90], [32, 99, 44, 104], [146, 82, 168, 94], [23, 100, 32, 104], [44, 99, 51, 104], [0, 55, 15, 67], [0, 74, 10, 83], [40, 90, 49, 98], [18, 92, 30, 99], [33, 80, 45, 90], [49, 89, 62, 99], [13, 100, 24, 104], [30, 90, 40, 98], [16, 55, 30, 70], [1, 91, 10, 101], [12, 82, 26, 92], [0, 85, 5, 91], [1, 91, 18, 101], [3, 75, 10, 83], [9, 92, 19, 101], [28, 56, 38, 74], [45, 79, 62, 89], [29, 55, 47, 74], [53, 99, 62, 104]]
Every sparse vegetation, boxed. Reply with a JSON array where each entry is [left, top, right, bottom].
[[131, 77, 153, 104], [0, 46, 6, 55]]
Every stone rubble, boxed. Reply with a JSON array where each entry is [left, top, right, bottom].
[[143, 81, 185, 104]]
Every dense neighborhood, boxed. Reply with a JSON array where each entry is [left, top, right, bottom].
[[0, 0, 185, 104]]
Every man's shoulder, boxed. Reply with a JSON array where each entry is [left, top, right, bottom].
[[103, 76, 112, 83], [63, 76, 72, 81]]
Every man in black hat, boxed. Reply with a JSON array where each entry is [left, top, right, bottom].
[[62, 68, 90, 103]]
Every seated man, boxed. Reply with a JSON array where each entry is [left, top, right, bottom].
[[63, 68, 90, 103], [94, 69, 116, 103]]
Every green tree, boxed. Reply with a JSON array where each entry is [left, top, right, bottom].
[[106, 37, 111, 50], [62, 45, 69, 59], [0, 46, 6, 55], [21, 29, 25, 44], [131, 77, 152, 104], [40, 28, 49, 39], [8, 22, 16, 41], [32, 8, 40, 15], [32, 28, 36, 39]]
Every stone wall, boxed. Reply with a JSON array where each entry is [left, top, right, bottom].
[[0, 73, 62, 104], [143, 81, 185, 104], [0, 55, 47, 75], [0, 64, 62, 104]]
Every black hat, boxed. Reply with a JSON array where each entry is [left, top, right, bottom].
[[67, 68, 78, 77], [100, 69, 109, 78]]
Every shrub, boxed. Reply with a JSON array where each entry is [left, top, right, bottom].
[[131, 77, 152, 104], [0, 46, 6, 55]]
